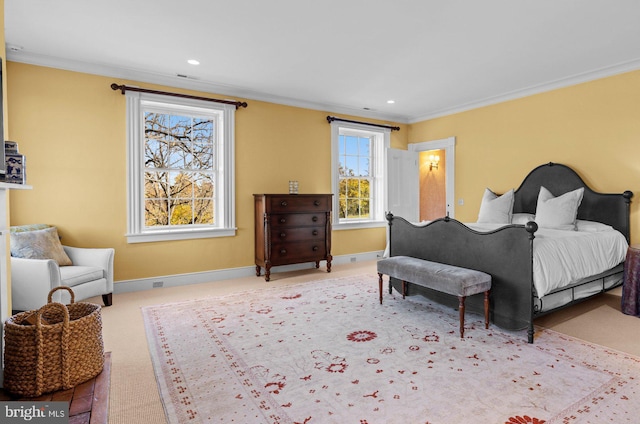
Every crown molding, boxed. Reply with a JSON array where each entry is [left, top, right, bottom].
[[407, 57, 640, 123], [6, 50, 410, 124], [8, 50, 640, 126]]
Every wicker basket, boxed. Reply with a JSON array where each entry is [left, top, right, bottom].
[[3, 286, 104, 397]]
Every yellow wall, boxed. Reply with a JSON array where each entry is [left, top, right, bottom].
[[8, 57, 640, 283], [6, 62, 407, 281], [409, 70, 640, 243]]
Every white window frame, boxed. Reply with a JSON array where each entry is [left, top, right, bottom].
[[125, 91, 236, 243], [330, 121, 389, 230]]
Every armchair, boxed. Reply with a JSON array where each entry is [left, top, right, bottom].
[[9, 225, 114, 312]]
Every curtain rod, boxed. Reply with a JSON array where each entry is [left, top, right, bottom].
[[110, 83, 248, 109], [326, 116, 400, 131]]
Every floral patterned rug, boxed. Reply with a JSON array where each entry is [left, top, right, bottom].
[[142, 275, 639, 424]]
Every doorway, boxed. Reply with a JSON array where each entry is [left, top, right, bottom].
[[419, 149, 446, 220], [409, 137, 456, 219]]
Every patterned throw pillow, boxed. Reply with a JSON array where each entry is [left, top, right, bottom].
[[10, 226, 73, 266]]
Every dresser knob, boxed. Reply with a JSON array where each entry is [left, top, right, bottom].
[[280, 249, 287, 255], [314, 200, 320, 206], [312, 230, 318, 236], [281, 201, 288, 207], [280, 218, 286, 223], [312, 216, 318, 222], [280, 233, 286, 238], [312, 246, 319, 251]]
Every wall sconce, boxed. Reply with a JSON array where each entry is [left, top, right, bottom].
[[428, 154, 440, 171]]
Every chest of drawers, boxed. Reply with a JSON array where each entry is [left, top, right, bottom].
[[254, 194, 333, 281]]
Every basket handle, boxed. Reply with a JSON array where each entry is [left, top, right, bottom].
[[35, 301, 71, 395], [48, 286, 75, 304]]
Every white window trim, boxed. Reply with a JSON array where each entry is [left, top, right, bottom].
[[125, 91, 236, 243], [330, 121, 389, 230]]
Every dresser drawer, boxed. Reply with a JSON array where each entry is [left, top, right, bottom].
[[269, 213, 327, 227], [271, 226, 325, 242], [268, 195, 330, 213], [270, 240, 327, 263]]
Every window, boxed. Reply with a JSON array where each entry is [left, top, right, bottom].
[[126, 91, 235, 243], [330, 121, 389, 229]]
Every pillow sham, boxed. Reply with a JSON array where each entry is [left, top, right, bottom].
[[477, 188, 514, 224], [534, 186, 584, 230], [10, 226, 73, 266], [511, 213, 535, 225]]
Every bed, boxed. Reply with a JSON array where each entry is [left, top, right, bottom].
[[385, 162, 633, 343]]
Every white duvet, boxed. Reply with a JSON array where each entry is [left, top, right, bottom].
[[468, 222, 628, 298]]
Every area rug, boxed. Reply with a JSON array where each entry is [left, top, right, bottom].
[[142, 275, 640, 424]]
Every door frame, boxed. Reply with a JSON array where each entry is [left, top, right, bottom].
[[409, 136, 456, 218]]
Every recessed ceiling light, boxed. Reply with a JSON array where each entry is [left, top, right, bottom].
[[187, 59, 200, 65], [387, 100, 395, 104]]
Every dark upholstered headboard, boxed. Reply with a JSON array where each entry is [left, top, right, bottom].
[[513, 162, 633, 241]]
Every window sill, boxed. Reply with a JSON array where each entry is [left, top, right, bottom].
[[333, 221, 386, 231], [126, 227, 237, 243]]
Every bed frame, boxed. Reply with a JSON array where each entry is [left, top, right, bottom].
[[386, 162, 633, 343]]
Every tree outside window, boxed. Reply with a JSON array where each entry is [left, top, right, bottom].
[[144, 113, 216, 227]]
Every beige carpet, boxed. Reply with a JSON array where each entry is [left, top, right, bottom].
[[95, 260, 640, 424]]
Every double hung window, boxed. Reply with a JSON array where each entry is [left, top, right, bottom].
[[126, 92, 235, 243], [330, 121, 389, 229]]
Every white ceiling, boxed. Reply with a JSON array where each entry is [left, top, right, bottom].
[[5, 1, 640, 123]]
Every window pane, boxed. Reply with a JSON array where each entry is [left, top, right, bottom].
[[345, 136, 358, 154], [145, 171, 167, 198], [344, 156, 358, 176], [357, 157, 370, 177], [346, 199, 359, 218], [169, 171, 192, 199], [193, 173, 214, 197], [170, 199, 193, 225], [191, 142, 214, 169], [145, 198, 168, 226], [194, 197, 214, 224], [193, 118, 214, 143], [358, 137, 370, 156]]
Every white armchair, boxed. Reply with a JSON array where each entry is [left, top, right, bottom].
[[10, 225, 114, 312]]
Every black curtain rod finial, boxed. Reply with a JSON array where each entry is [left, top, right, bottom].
[[110, 83, 125, 94]]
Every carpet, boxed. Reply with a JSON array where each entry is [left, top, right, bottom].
[[142, 275, 640, 424]]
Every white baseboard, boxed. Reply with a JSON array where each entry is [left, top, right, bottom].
[[114, 251, 383, 294]]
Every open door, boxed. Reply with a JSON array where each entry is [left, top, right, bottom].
[[386, 148, 419, 223]]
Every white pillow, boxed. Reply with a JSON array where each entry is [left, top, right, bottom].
[[512, 213, 535, 225], [535, 186, 584, 230], [477, 188, 514, 224], [576, 220, 614, 232]]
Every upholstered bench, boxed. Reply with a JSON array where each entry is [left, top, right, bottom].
[[377, 255, 492, 338]]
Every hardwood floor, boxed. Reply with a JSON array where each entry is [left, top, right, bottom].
[[1, 352, 111, 424]]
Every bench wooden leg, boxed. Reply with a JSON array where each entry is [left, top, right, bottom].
[[458, 296, 466, 339], [402, 280, 406, 299], [484, 290, 490, 329], [378, 273, 384, 304]]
